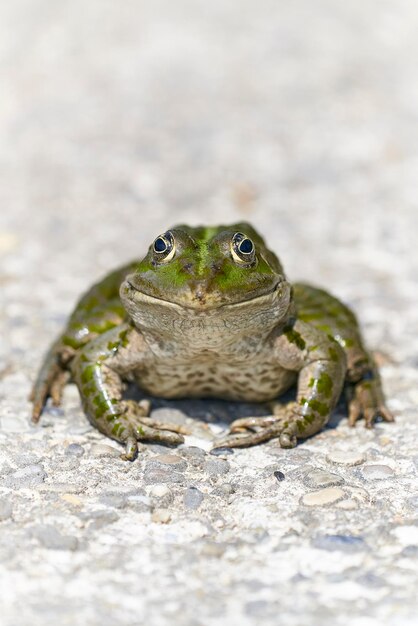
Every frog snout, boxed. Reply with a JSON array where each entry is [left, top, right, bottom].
[[192, 285, 206, 303]]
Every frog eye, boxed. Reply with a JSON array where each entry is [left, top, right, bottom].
[[152, 231, 175, 262], [231, 232, 256, 266]]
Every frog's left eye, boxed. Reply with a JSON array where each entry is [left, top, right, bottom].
[[231, 232, 256, 266], [152, 231, 175, 262]]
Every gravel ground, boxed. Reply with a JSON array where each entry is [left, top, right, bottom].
[[1, 1, 418, 625]]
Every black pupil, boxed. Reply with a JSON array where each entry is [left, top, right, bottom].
[[239, 238, 253, 254], [154, 237, 167, 253]]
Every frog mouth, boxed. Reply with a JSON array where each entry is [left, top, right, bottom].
[[124, 279, 284, 312]]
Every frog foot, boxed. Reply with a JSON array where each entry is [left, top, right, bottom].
[[214, 402, 299, 449], [30, 361, 70, 422], [119, 400, 190, 461], [347, 381, 395, 429]]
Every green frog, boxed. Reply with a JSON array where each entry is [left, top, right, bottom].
[[31, 223, 393, 460]]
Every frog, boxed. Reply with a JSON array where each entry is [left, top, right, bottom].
[[30, 223, 394, 460]]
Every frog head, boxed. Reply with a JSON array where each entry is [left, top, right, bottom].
[[121, 223, 293, 340]]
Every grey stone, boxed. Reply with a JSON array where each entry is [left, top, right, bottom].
[[326, 451, 366, 466], [245, 600, 277, 618], [210, 447, 234, 457], [0, 500, 13, 521], [362, 465, 395, 480], [312, 535, 368, 553], [143, 468, 185, 485], [149, 485, 174, 507], [274, 470, 286, 482], [184, 486, 204, 510], [30, 525, 79, 551], [98, 494, 127, 509], [211, 483, 236, 497], [80, 510, 120, 530], [90, 443, 121, 458], [303, 468, 344, 489], [203, 458, 230, 475], [180, 446, 206, 459], [65, 443, 85, 457], [126, 495, 152, 512], [147, 454, 188, 471], [300, 487, 345, 507], [4, 464, 46, 488]]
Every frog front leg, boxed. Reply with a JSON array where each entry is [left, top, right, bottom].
[[218, 321, 347, 449], [71, 324, 187, 460]]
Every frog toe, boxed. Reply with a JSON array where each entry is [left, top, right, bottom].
[[135, 423, 184, 445], [348, 382, 395, 429], [229, 415, 277, 433], [214, 425, 280, 449], [121, 436, 139, 461], [50, 370, 71, 406]]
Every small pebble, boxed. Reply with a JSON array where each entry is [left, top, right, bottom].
[[150, 408, 188, 425], [335, 499, 358, 510], [210, 447, 234, 457], [30, 524, 78, 551], [149, 485, 174, 507], [203, 458, 230, 475], [301, 487, 345, 507], [274, 471, 285, 482], [326, 450, 366, 466], [149, 485, 172, 498], [152, 509, 171, 524], [303, 468, 344, 488], [60, 494, 83, 507], [81, 510, 119, 530], [184, 486, 204, 509], [90, 443, 120, 458], [98, 494, 127, 509], [0, 500, 13, 521], [211, 483, 235, 497], [150, 454, 187, 471], [126, 495, 152, 512], [5, 464, 46, 488], [362, 464, 394, 480], [65, 443, 85, 457], [312, 534, 367, 553], [143, 468, 184, 485], [180, 445, 206, 455]]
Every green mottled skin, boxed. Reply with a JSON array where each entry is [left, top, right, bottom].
[[31, 223, 393, 459]]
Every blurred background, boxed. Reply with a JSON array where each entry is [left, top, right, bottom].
[[2, 0, 418, 372], [2, 0, 418, 393], [1, 2, 418, 625]]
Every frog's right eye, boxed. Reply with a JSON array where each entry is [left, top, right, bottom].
[[152, 231, 176, 262]]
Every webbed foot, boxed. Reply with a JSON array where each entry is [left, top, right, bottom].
[[30, 345, 71, 422], [214, 402, 299, 450], [119, 400, 190, 460], [347, 380, 395, 429]]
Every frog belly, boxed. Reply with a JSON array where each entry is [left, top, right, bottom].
[[134, 361, 297, 403]]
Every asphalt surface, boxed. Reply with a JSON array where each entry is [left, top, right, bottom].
[[1, 2, 417, 625]]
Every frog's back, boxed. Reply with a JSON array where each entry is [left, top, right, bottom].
[[294, 283, 363, 350]]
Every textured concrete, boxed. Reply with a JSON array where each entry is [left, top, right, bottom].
[[1, 1, 417, 625]]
